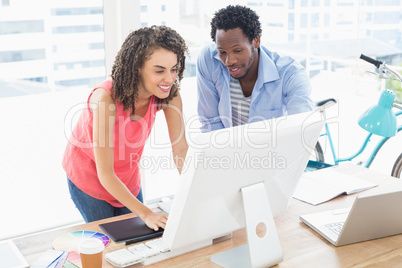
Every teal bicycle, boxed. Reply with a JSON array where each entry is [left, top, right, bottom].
[[308, 54, 402, 178]]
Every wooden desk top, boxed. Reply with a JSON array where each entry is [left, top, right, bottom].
[[13, 164, 402, 267]]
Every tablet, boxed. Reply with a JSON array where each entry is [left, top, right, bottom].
[[0, 240, 29, 268], [99, 217, 164, 243]]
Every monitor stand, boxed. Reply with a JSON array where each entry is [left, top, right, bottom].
[[211, 182, 283, 267]]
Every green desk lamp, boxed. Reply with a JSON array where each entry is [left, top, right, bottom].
[[358, 90, 397, 137]]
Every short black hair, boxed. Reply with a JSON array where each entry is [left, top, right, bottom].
[[210, 5, 262, 43]]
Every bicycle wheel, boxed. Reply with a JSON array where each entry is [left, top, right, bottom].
[[391, 153, 402, 179]]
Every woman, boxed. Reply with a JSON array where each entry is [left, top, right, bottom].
[[62, 25, 188, 231]]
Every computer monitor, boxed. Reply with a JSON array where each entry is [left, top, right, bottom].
[[163, 109, 325, 267]]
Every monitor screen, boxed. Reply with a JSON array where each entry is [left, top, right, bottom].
[[162, 110, 325, 266]]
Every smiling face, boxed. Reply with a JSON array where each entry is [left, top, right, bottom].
[[216, 28, 260, 80], [137, 48, 178, 100]]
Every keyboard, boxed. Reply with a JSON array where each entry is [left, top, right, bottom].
[[105, 238, 171, 267], [325, 222, 344, 236], [157, 199, 173, 214]]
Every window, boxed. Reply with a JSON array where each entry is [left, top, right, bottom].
[[247, 2, 259, 6], [52, 25, 103, 34], [337, 12, 354, 25], [311, 13, 319, 27], [267, 2, 283, 7], [25, 77, 47, 83], [311, 0, 320, 7], [54, 60, 105, 70], [288, 13, 294, 30], [0, 20, 44, 34], [56, 77, 106, 87], [378, 0, 400, 5], [301, 13, 308, 28], [0, 0, 107, 240], [288, 0, 295, 9], [324, 13, 330, 26], [338, 1, 354, 6], [364, 12, 371, 22], [51, 7, 102, 16], [0, 49, 45, 62], [88, 42, 105, 50], [267, 23, 284, 27], [373, 29, 400, 42], [374, 12, 399, 24]]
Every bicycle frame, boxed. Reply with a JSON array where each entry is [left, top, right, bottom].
[[308, 54, 402, 171], [320, 110, 402, 168]]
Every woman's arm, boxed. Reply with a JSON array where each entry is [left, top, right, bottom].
[[163, 91, 188, 174], [91, 88, 167, 230]]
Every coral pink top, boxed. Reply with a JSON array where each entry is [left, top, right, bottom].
[[62, 78, 158, 207]]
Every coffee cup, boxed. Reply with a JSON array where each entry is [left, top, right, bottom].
[[78, 238, 104, 268]]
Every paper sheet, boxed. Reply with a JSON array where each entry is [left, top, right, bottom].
[[30, 250, 65, 268], [293, 167, 378, 205]]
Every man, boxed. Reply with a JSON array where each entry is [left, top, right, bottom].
[[197, 5, 313, 132]]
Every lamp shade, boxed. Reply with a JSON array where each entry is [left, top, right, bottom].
[[358, 90, 397, 137]]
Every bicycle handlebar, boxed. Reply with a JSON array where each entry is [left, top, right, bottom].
[[360, 54, 383, 68], [360, 54, 402, 82]]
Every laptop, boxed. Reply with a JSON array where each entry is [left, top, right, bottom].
[[300, 187, 402, 246], [0, 240, 29, 268]]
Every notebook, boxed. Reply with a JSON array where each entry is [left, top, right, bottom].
[[300, 187, 402, 246], [99, 217, 164, 243]]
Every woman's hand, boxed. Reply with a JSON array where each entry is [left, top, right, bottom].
[[143, 211, 168, 231]]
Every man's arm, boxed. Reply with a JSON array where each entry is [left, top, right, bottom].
[[196, 46, 225, 132], [283, 63, 314, 115]]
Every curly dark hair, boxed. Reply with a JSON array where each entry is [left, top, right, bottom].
[[210, 5, 262, 43], [111, 25, 188, 113]]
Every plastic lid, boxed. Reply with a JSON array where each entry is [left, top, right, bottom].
[[78, 238, 105, 254]]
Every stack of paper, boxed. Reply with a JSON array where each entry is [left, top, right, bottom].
[[30, 250, 81, 268], [293, 167, 378, 205]]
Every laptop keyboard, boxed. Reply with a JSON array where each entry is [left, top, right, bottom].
[[325, 222, 345, 235], [105, 238, 170, 267]]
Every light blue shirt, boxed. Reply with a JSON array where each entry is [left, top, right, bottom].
[[196, 43, 314, 132]]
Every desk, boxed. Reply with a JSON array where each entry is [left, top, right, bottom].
[[13, 164, 402, 267]]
